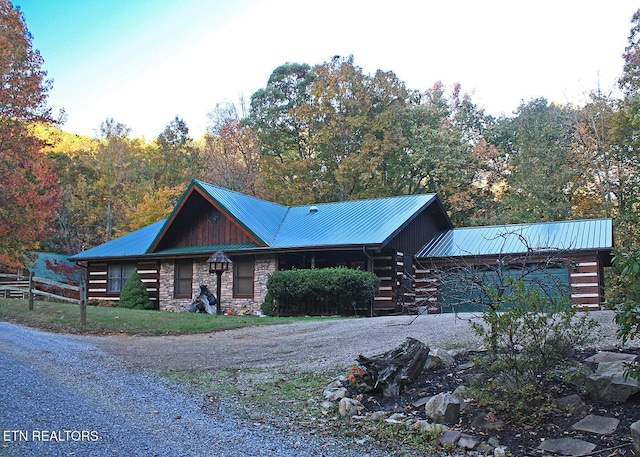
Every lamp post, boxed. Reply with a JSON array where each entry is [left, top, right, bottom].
[[207, 250, 232, 315]]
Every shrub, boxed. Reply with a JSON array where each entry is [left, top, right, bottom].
[[611, 248, 640, 379], [118, 270, 154, 310], [266, 267, 380, 315], [469, 278, 598, 423], [261, 290, 275, 316]]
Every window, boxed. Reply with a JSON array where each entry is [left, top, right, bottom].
[[233, 258, 254, 297], [174, 260, 193, 298], [107, 264, 136, 293]]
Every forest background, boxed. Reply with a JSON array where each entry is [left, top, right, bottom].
[[2, 0, 640, 276]]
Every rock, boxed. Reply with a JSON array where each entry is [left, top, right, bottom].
[[320, 400, 335, 409], [572, 414, 620, 435], [494, 445, 508, 457], [538, 437, 596, 456], [425, 392, 460, 424], [425, 348, 455, 369], [412, 395, 431, 408], [386, 412, 407, 424], [452, 385, 471, 411], [471, 410, 504, 430], [584, 351, 638, 364], [324, 387, 348, 401], [631, 420, 640, 455], [338, 397, 364, 417], [458, 433, 479, 450], [437, 430, 461, 447], [370, 411, 389, 421], [409, 420, 445, 435], [585, 360, 640, 402], [556, 394, 588, 415]]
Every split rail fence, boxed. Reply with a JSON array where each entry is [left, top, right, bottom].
[[0, 272, 88, 325]]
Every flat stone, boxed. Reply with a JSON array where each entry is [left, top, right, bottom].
[[584, 351, 637, 363], [457, 433, 479, 449], [437, 430, 461, 446], [572, 414, 619, 435], [538, 437, 597, 456], [412, 396, 431, 408], [557, 394, 588, 415]]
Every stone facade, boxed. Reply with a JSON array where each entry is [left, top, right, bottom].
[[158, 256, 278, 314]]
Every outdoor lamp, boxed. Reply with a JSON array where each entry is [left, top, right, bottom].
[[207, 250, 232, 315]]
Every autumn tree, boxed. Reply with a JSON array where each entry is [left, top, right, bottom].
[[147, 116, 196, 190], [199, 103, 261, 196], [246, 63, 314, 204], [247, 57, 409, 204], [611, 8, 640, 249], [399, 82, 495, 226], [0, 0, 61, 265], [94, 118, 147, 241], [487, 99, 579, 223]]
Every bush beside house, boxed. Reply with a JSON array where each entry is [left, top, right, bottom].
[[118, 270, 154, 310], [266, 267, 381, 316]]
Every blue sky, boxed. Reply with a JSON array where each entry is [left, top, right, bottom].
[[13, 0, 639, 139]]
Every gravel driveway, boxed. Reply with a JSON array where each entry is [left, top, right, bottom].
[[90, 311, 624, 373], [0, 311, 625, 456]]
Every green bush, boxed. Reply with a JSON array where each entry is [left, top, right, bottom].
[[469, 278, 598, 423], [611, 248, 640, 379], [261, 290, 275, 316], [266, 267, 380, 315], [118, 270, 154, 310]]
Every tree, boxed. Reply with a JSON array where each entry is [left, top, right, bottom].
[[199, 103, 261, 196], [488, 99, 578, 223], [0, 0, 61, 266], [147, 116, 197, 190], [118, 270, 154, 310], [247, 57, 409, 204], [399, 82, 494, 225], [246, 62, 314, 204], [94, 118, 144, 241]]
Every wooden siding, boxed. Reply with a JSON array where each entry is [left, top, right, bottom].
[[154, 192, 254, 251], [386, 209, 447, 255], [415, 252, 606, 312], [87, 261, 160, 307], [569, 255, 605, 310]]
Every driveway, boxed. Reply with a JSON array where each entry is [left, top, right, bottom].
[[90, 311, 622, 372]]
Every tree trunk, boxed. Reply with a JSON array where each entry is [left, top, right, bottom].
[[356, 337, 430, 397]]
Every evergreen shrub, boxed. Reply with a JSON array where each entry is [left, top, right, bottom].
[[118, 270, 154, 310], [266, 267, 380, 315]]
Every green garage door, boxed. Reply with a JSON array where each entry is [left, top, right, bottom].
[[438, 263, 570, 313]]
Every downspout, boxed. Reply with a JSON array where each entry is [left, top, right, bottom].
[[362, 246, 375, 317]]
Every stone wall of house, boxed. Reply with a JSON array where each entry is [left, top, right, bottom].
[[158, 256, 277, 314]]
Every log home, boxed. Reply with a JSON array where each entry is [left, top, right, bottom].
[[70, 180, 613, 315]]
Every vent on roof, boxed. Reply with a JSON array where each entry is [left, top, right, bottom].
[[309, 205, 318, 213]]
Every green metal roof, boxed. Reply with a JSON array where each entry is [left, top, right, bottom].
[[71, 220, 167, 260], [417, 218, 613, 258], [71, 181, 446, 261], [272, 194, 439, 248]]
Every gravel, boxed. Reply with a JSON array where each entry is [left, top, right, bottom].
[[0, 322, 382, 457], [0, 311, 629, 456], [89, 310, 626, 373]]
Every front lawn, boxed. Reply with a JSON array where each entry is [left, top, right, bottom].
[[0, 298, 322, 335]]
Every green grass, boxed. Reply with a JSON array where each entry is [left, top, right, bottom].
[[0, 298, 327, 335]]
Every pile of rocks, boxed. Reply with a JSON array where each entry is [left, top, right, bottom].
[[320, 344, 640, 456]]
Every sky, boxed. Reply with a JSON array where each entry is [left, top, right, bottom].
[[12, 0, 640, 140]]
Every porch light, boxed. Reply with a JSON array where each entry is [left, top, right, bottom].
[[207, 250, 232, 315]]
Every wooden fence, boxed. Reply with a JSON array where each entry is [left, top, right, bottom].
[[0, 272, 87, 325]]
